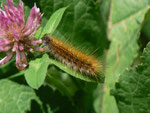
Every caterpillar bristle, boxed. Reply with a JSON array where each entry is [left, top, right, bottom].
[[42, 35, 102, 79]]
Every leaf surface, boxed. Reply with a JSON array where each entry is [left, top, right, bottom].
[[101, 0, 150, 113], [0, 79, 41, 113], [112, 42, 150, 113], [40, 7, 67, 38], [25, 54, 50, 89]]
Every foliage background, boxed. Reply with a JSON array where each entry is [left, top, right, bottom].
[[0, 0, 150, 113]]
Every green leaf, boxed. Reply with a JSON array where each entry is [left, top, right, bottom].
[[100, 0, 150, 113], [40, 7, 67, 38], [25, 54, 50, 89], [0, 79, 41, 113], [112, 42, 150, 113]]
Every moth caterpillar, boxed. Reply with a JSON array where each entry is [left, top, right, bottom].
[[42, 35, 102, 79]]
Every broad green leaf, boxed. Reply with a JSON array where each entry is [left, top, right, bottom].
[[0, 79, 41, 113], [100, 0, 150, 113], [25, 54, 50, 89], [112, 42, 150, 113], [40, 7, 67, 38]]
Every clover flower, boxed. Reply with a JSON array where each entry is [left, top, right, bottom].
[[0, 0, 44, 70]]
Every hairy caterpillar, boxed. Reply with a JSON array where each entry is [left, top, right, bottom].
[[42, 35, 102, 79]]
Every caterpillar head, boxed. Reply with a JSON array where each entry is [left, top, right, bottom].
[[42, 34, 51, 46]]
